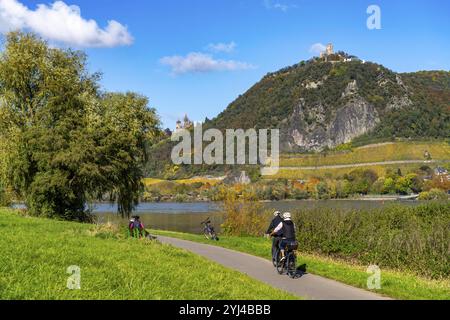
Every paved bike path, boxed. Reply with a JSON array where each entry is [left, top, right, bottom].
[[158, 236, 390, 300]]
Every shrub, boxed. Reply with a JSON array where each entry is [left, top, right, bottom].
[[316, 182, 330, 200], [294, 203, 450, 279], [221, 192, 270, 237], [382, 177, 396, 194], [0, 185, 12, 207], [395, 173, 423, 195], [344, 169, 378, 195], [88, 222, 124, 240], [291, 188, 310, 200], [191, 182, 204, 189], [371, 178, 385, 194], [418, 189, 448, 201], [174, 193, 188, 202], [335, 180, 350, 198]]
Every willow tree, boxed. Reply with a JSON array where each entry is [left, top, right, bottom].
[[0, 32, 160, 220]]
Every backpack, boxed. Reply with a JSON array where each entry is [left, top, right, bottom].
[[133, 220, 141, 230]]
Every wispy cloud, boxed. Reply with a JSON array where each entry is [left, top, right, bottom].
[[160, 52, 255, 75], [309, 43, 326, 55], [263, 0, 297, 12], [0, 0, 133, 47], [206, 41, 236, 53]]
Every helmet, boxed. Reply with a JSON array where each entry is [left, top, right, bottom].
[[273, 211, 281, 217], [283, 212, 292, 220]]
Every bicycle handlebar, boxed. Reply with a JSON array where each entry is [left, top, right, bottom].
[[201, 218, 211, 225]]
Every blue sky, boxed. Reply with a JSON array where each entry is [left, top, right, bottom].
[[8, 0, 450, 129]]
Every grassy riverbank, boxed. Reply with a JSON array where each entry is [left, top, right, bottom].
[[151, 229, 450, 300], [0, 208, 297, 300]]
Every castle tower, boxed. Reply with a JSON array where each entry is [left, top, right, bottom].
[[183, 114, 193, 129], [175, 120, 182, 131], [326, 43, 334, 56]]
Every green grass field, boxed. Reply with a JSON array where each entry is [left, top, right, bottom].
[[0, 209, 297, 300], [151, 230, 450, 300], [280, 141, 450, 167]]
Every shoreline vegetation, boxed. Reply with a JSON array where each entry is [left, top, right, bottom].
[[141, 176, 449, 203], [141, 141, 449, 204]]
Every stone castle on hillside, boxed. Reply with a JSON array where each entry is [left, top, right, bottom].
[[320, 43, 334, 58], [318, 43, 363, 63], [175, 114, 193, 132]]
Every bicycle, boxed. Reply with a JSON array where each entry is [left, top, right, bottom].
[[275, 240, 298, 279], [267, 235, 282, 267], [201, 218, 219, 241]]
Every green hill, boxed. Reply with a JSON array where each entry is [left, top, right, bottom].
[[147, 54, 449, 179], [208, 56, 449, 151]]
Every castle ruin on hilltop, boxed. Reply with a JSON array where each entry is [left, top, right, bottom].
[[318, 43, 364, 63], [320, 43, 334, 58], [175, 114, 193, 132]]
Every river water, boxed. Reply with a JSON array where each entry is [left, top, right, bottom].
[[94, 200, 422, 234]]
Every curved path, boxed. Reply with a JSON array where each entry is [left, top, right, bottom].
[[158, 236, 390, 300]]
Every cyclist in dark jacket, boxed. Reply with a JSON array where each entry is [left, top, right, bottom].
[[266, 211, 283, 263], [271, 212, 297, 258]]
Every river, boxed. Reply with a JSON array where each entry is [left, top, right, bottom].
[[94, 200, 422, 234]]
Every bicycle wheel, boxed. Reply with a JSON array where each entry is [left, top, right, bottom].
[[204, 230, 212, 240], [276, 253, 285, 275], [273, 248, 280, 267], [287, 253, 297, 279]]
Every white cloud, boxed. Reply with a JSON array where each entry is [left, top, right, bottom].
[[160, 52, 255, 75], [0, 0, 133, 47], [206, 41, 236, 53], [273, 3, 289, 12], [309, 43, 326, 55], [263, 0, 296, 12]]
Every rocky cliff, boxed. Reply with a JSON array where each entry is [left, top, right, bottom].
[[146, 56, 449, 178], [208, 55, 448, 151]]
